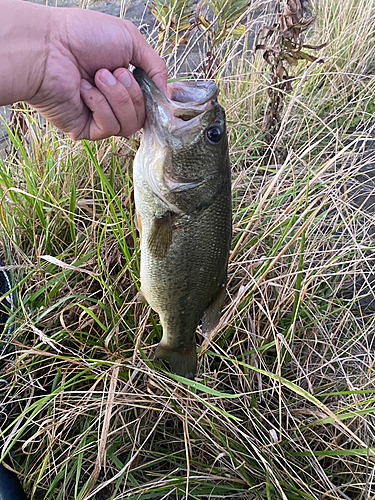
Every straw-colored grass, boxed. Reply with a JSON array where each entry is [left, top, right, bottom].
[[1, 0, 375, 498]]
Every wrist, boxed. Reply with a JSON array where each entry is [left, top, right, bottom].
[[0, 0, 50, 105]]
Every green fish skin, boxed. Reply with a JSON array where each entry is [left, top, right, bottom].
[[133, 68, 232, 379]]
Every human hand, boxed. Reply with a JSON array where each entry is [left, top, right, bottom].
[[0, 0, 168, 140]]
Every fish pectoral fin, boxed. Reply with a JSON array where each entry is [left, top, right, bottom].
[[147, 212, 174, 259], [137, 289, 147, 304], [135, 212, 142, 245], [154, 341, 197, 380], [202, 285, 226, 335]]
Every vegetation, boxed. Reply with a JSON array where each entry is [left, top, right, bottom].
[[1, 0, 375, 498]]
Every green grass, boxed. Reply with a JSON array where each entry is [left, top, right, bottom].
[[1, 0, 375, 498]]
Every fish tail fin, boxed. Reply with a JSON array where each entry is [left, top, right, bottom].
[[154, 342, 197, 380]]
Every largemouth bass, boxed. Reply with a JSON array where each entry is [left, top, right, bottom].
[[133, 68, 231, 379]]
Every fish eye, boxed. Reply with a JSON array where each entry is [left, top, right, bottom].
[[205, 125, 223, 145]]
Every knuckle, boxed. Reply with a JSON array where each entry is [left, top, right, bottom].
[[147, 60, 168, 81], [68, 130, 81, 141], [122, 123, 137, 137], [92, 93, 109, 108], [131, 90, 144, 109], [105, 122, 121, 137], [92, 123, 120, 140], [116, 91, 132, 109]]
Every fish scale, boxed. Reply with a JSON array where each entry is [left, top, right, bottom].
[[133, 68, 232, 379]]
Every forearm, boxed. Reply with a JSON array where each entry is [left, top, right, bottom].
[[0, 0, 50, 105]]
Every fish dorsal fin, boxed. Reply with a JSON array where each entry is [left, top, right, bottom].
[[147, 212, 174, 259]]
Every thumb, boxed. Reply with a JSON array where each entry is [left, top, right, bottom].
[[125, 22, 168, 95]]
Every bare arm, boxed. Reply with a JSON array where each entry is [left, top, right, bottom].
[[0, 0, 168, 140]]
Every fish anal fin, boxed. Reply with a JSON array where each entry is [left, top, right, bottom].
[[202, 285, 226, 335], [154, 341, 197, 380], [147, 212, 174, 259]]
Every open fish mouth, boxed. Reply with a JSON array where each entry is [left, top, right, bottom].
[[133, 68, 218, 135]]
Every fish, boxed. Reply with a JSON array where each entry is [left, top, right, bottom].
[[133, 68, 232, 379]]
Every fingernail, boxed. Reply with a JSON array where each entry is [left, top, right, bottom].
[[117, 69, 132, 88], [99, 70, 117, 86], [81, 79, 92, 90]]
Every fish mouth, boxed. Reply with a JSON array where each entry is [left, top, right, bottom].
[[133, 67, 218, 134]]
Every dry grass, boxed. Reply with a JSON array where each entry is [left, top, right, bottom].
[[1, 0, 375, 498]]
